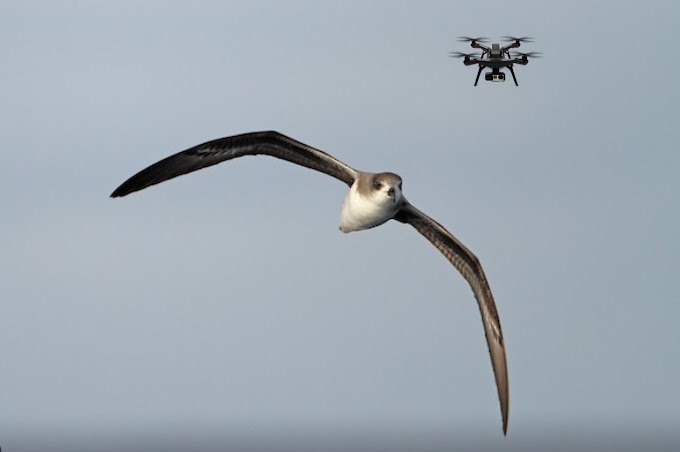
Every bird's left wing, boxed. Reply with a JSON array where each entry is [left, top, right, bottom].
[[395, 202, 509, 435]]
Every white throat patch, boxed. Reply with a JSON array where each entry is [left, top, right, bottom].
[[339, 180, 401, 233]]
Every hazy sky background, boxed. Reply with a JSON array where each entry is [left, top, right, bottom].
[[2, 1, 679, 450]]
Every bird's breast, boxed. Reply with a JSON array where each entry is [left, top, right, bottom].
[[339, 184, 397, 233]]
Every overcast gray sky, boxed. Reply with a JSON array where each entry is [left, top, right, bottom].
[[2, 1, 679, 451]]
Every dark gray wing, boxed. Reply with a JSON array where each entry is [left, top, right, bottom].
[[111, 131, 358, 197], [395, 202, 509, 435]]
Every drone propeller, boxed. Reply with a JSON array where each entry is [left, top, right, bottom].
[[457, 36, 489, 43], [511, 51, 543, 58], [448, 51, 480, 58], [502, 36, 534, 42]]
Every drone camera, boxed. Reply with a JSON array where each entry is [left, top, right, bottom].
[[485, 72, 505, 82]]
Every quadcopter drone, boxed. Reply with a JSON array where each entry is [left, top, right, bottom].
[[450, 36, 542, 86]]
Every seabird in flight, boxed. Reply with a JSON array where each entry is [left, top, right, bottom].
[[110, 130, 509, 434]]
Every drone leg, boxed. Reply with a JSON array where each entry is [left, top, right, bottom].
[[508, 65, 518, 86], [474, 65, 485, 86]]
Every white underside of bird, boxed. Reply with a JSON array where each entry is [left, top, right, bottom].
[[340, 177, 403, 233]]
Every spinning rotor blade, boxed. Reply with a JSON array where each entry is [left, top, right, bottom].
[[457, 36, 489, 43], [502, 36, 534, 42], [448, 51, 481, 58], [511, 51, 542, 58]]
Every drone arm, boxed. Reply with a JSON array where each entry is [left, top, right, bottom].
[[501, 41, 520, 53], [473, 43, 490, 53]]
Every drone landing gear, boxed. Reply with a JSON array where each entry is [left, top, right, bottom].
[[508, 65, 519, 86], [474, 65, 485, 86]]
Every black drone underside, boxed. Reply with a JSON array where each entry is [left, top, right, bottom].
[[450, 36, 542, 86]]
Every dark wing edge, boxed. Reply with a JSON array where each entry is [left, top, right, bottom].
[[395, 202, 509, 435], [110, 131, 358, 197]]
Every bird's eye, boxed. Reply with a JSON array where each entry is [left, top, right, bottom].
[[373, 180, 382, 189]]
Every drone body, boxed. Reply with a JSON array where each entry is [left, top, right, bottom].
[[450, 36, 542, 86]]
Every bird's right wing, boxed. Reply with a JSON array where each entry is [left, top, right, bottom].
[[111, 131, 358, 197]]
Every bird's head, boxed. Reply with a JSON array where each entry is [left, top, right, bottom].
[[370, 172, 403, 206]]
